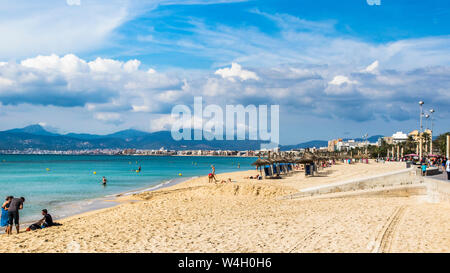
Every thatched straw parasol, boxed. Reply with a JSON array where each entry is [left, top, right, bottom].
[[252, 157, 270, 176], [252, 157, 269, 167], [297, 152, 315, 164]]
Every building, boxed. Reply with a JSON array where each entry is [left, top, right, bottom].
[[328, 139, 342, 152], [392, 131, 408, 143], [408, 129, 432, 141]]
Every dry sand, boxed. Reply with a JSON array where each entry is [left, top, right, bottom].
[[0, 161, 449, 253]]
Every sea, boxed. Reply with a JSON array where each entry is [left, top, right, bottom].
[[0, 155, 256, 224]]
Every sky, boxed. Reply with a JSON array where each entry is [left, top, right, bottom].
[[0, 0, 449, 144]]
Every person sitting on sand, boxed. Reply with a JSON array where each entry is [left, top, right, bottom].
[[27, 209, 54, 231], [244, 174, 260, 180]]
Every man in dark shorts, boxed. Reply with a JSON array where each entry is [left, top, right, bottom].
[[7, 197, 25, 235], [27, 209, 54, 231]]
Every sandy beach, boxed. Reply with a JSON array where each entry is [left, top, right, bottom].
[[1, 161, 449, 253]]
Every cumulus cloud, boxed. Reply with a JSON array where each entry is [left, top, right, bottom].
[[214, 63, 259, 82], [328, 75, 358, 86], [1, 53, 449, 128], [0, 54, 180, 108]]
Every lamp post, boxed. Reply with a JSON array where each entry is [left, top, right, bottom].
[[425, 114, 430, 154], [429, 109, 435, 154], [419, 101, 424, 161]]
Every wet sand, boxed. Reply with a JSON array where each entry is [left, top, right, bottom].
[[0, 161, 448, 253]]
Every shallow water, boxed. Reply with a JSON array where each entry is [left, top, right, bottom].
[[0, 155, 255, 223]]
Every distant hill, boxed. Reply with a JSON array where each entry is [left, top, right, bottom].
[[0, 125, 387, 152], [6, 124, 59, 137], [0, 125, 268, 151], [280, 140, 328, 151], [344, 135, 384, 143]]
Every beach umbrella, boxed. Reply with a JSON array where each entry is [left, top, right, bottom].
[[252, 157, 270, 177], [297, 152, 315, 164], [251, 157, 268, 167]]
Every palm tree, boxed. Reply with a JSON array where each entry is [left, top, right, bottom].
[[404, 135, 416, 154], [422, 132, 431, 154], [433, 132, 450, 155]]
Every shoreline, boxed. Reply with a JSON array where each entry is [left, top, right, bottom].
[[2, 162, 449, 253], [55, 169, 252, 223], [1, 170, 243, 233], [0, 174, 203, 233], [0, 154, 255, 232]]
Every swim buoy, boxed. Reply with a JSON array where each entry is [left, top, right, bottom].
[[93, 171, 97, 175], [179, 173, 182, 176], [46, 168, 50, 171]]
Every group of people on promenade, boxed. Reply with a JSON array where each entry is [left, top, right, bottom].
[[420, 157, 450, 180], [1, 196, 56, 235]]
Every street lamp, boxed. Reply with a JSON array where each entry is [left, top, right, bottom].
[[429, 109, 435, 154], [418, 101, 424, 161], [419, 101, 424, 133]]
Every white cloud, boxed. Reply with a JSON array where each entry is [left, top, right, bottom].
[[0, 77, 13, 87], [215, 62, 259, 82], [0, 1, 250, 59], [363, 60, 379, 73], [66, 0, 81, 6], [149, 115, 177, 132], [0, 54, 181, 109], [328, 75, 357, 86]]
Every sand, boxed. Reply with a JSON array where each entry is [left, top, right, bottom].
[[0, 161, 449, 253]]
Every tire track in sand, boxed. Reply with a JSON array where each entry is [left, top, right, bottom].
[[288, 216, 338, 253], [370, 205, 407, 253]]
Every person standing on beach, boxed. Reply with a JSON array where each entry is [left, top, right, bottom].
[[209, 165, 218, 183], [1, 196, 13, 233], [421, 163, 427, 176], [446, 158, 450, 180], [7, 197, 25, 235]]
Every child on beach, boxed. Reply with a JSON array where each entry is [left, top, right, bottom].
[[421, 163, 427, 176]]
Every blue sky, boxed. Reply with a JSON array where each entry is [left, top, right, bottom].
[[0, 0, 449, 144]]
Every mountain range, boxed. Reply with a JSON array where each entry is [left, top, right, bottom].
[[0, 125, 267, 151], [0, 124, 384, 151]]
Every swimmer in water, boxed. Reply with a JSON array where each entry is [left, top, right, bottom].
[[102, 176, 107, 186]]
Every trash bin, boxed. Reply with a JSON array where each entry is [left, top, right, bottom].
[[406, 161, 411, 168]]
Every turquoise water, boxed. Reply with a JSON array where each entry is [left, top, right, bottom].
[[0, 155, 255, 224]]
